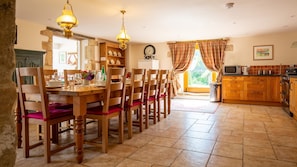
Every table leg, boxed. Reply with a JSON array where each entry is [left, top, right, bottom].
[[73, 96, 87, 163]]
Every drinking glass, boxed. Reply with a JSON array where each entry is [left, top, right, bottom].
[[68, 76, 75, 90], [74, 73, 82, 86]]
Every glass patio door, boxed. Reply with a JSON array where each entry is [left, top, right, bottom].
[[184, 49, 216, 93]]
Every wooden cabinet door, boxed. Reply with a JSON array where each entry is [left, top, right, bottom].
[[243, 77, 266, 101], [266, 76, 281, 102], [222, 76, 244, 100]]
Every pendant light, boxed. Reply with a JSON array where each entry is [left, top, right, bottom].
[[56, 0, 78, 38], [116, 10, 130, 50]]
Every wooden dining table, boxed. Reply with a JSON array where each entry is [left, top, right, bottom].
[[47, 86, 105, 163], [15, 82, 171, 163]]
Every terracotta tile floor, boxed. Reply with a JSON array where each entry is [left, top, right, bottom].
[[15, 103, 297, 167]]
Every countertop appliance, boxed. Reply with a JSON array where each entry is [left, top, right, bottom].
[[242, 66, 249, 75], [223, 65, 242, 75], [280, 67, 297, 117]]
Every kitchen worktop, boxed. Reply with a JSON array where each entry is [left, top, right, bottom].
[[223, 74, 281, 77]]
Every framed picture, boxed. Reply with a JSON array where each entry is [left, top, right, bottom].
[[253, 45, 274, 60], [59, 51, 67, 64], [67, 52, 78, 65]]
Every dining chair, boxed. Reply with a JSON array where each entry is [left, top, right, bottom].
[[143, 69, 159, 129], [43, 69, 58, 82], [16, 67, 75, 163], [85, 67, 126, 153], [157, 69, 169, 120], [44, 69, 73, 132], [44, 69, 72, 108], [125, 68, 146, 138], [63, 69, 81, 87]]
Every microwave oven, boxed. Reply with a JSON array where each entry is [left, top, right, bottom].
[[223, 66, 242, 75]]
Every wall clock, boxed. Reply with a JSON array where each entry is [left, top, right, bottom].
[[144, 45, 156, 59]]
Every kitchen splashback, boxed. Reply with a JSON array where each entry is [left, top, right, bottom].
[[248, 65, 289, 75]]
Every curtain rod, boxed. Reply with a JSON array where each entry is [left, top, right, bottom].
[[167, 38, 229, 44]]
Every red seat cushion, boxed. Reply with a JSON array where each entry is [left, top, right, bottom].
[[24, 108, 73, 121], [49, 103, 73, 109], [158, 94, 166, 98], [126, 100, 142, 108], [147, 96, 156, 101], [87, 106, 122, 115]]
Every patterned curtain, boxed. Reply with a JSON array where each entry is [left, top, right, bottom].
[[168, 42, 195, 96], [198, 39, 227, 83]]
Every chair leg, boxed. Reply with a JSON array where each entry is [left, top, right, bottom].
[[102, 117, 108, 153], [38, 125, 42, 140], [119, 111, 124, 143], [22, 119, 30, 158], [44, 123, 51, 163], [153, 102, 157, 124], [163, 98, 167, 119], [52, 124, 59, 144], [139, 107, 143, 132], [97, 120, 102, 138], [127, 109, 133, 139], [157, 99, 161, 121], [145, 103, 149, 129]]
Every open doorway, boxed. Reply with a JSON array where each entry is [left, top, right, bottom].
[[52, 36, 81, 73], [184, 49, 213, 93]]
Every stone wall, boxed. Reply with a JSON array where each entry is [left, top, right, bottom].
[[0, 0, 17, 166]]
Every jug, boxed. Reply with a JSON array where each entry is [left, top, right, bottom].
[[242, 66, 249, 75]]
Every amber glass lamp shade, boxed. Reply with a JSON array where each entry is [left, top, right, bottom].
[[56, 0, 78, 38]]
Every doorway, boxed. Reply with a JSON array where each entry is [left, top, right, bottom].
[[52, 36, 80, 73], [184, 49, 216, 93]]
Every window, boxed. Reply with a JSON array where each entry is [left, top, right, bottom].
[[184, 49, 214, 93]]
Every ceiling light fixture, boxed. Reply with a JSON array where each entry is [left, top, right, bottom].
[[225, 2, 234, 9], [116, 10, 130, 50], [56, 0, 78, 38]]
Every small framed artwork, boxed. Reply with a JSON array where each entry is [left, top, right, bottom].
[[67, 52, 78, 65], [59, 51, 67, 64], [253, 45, 274, 60]]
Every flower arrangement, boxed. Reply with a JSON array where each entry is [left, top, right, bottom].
[[81, 70, 95, 81]]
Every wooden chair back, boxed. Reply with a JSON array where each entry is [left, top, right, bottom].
[[103, 67, 127, 113], [16, 67, 49, 119], [129, 68, 146, 106], [158, 70, 169, 96], [146, 69, 159, 100], [64, 69, 81, 86], [43, 69, 58, 81]]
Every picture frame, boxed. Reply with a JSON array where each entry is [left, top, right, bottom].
[[59, 51, 67, 64], [67, 52, 78, 65], [253, 45, 274, 60]]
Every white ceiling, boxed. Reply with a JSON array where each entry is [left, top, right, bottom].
[[16, 0, 297, 44]]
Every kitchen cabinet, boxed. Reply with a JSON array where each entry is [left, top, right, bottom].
[[100, 42, 125, 71], [266, 76, 281, 102], [243, 77, 266, 101], [222, 76, 244, 100], [290, 77, 297, 119], [222, 76, 281, 105]]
